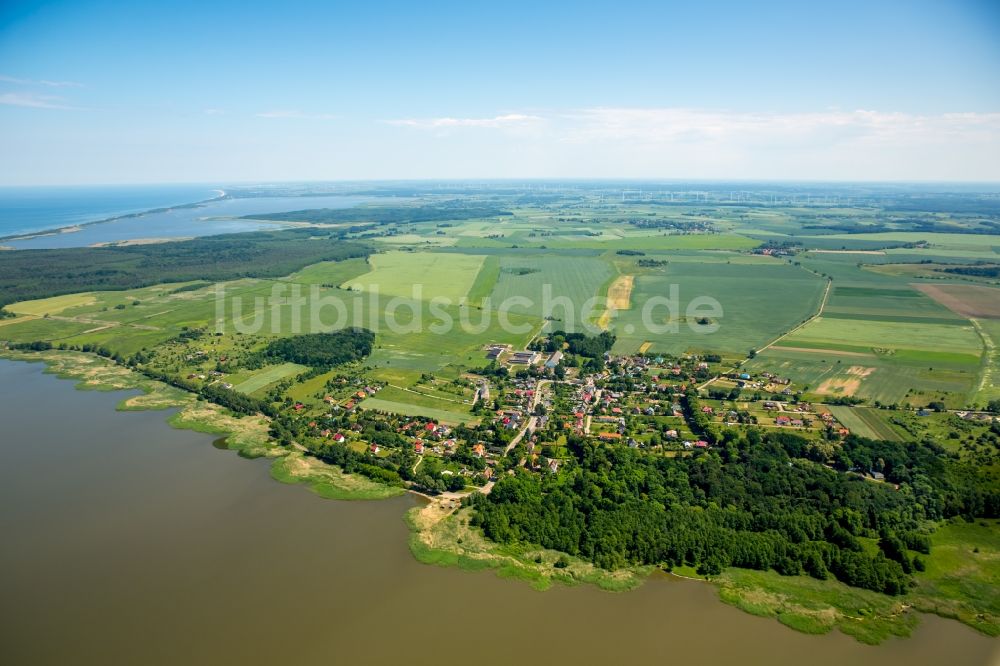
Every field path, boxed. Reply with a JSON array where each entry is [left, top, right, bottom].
[[969, 318, 997, 400]]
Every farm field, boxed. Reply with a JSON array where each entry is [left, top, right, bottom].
[[526, 233, 759, 251], [0, 316, 104, 342], [884, 247, 1000, 261], [358, 396, 473, 425], [815, 231, 1000, 249], [341, 251, 486, 302], [453, 231, 758, 252], [373, 233, 458, 247], [372, 384, 473, 414], [2, 194, 999, 419], [343, 300, 538, 389], [827, 405, 902, 441], [486, 254, 614, 325], [862, 263, 1000, 287], [5, 292, 98, 316], [914, 283, 1000, 319], [610, 261, 826, 354], [0, 258, 541, 396], [233, 362, 306, 394], [746, 346, 980, 407], [822, 284, 963, 324], [466, 255, 500, 306], [284, 257, 371, 286], [778, 316, 982, 355]]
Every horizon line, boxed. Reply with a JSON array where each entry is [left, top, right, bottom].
[[3, 177, 1000, 189]]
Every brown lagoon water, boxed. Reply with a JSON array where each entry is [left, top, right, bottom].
[[0, 358, 997, 666]]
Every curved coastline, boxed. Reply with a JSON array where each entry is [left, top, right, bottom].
[[0, 189, 229, 244]]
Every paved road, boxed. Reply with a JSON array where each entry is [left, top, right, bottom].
[[502, 379, 550, 455]]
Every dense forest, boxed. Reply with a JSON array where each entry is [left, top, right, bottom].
[[469, 426, 1000, 596], [243, 203, 512, 225], [0, 228, 370, 308], [263, 328, 375, 368], [539, 330, 616, 357]]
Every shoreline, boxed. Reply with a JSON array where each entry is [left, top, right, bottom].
[[404, 495, 650, 592], [1, 348, 996, 646], [0, 348, 395, 499], [90, 236, 195, 248], [0, 189, 228, 244]]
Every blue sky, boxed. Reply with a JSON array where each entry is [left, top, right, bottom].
[[1, 0, 999, 184]]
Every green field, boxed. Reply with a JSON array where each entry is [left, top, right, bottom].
[[781, 316, 982, 355], [342, 251, 486, 302], [530, 233, 759, 251], [822, 284, 963, 323], [818, 231, 1000, 250], [486, 254, 614, 324], [452, 229, 758, 252], [827, 405, 902, 441], [0, 256, 539, 395], [0, 316, 109, 342], [6, 292, 99, 316], [373, 384, 473, 413], [285, 257, 371, 285], [359, 396, 473, 425], [467, 255, 500, 306], [754, 346, 980, 405], [233, 362, 306, 394], [611, 261, 826, 354]]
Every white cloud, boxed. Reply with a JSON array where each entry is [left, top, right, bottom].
[[387, 113, 542, 129], [0, 75, 83, 88], [550, 108, 1000, 179], [382, 107, 1000, 180], [256, 110, 337, 120], [0, 92, 76, 109], [559, 107, 1000, 148]]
